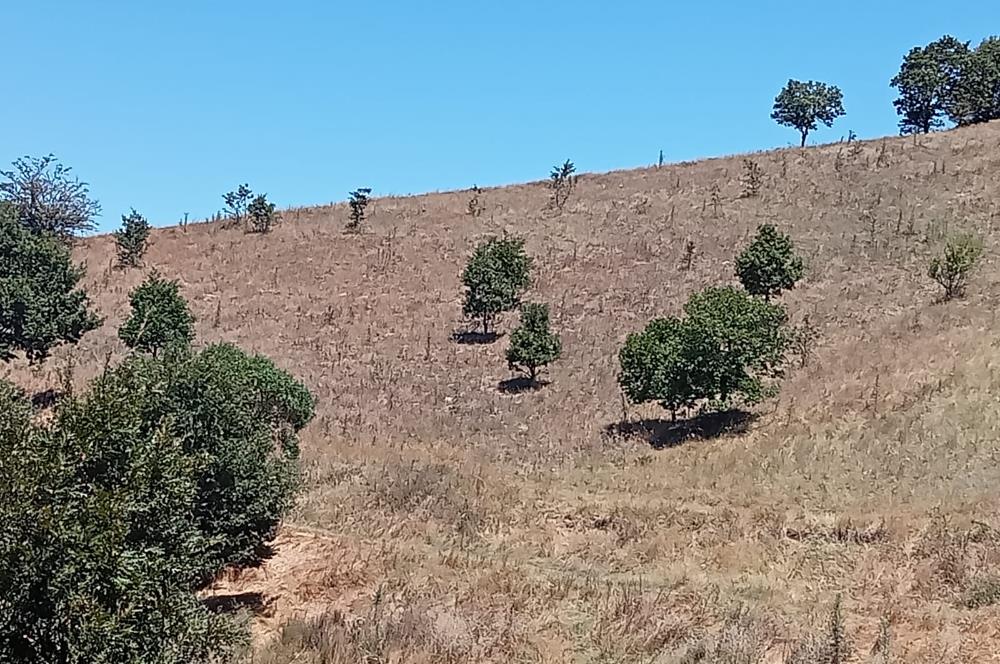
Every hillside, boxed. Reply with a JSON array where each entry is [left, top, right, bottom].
[[15, 122, 1000, 662]]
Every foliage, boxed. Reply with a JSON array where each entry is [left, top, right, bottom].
[[619, 286, 789, 418], [223, 183, 254, 228], [461, 235, 532, 335], [0, 206, 101, 363], [928, 233, 983, 300], [0, 154, 101, 239], [248, 193, 278, 233], [771, 80, 845, 147], [948, 36, 1000, 126], [548, 159, 576, 211], [891, 36, 969, 134], [0, 342, 314, 662], [114, 208, 151, 267], [118, 272, 195, 355], [735, 223, 804, 299], [506, 302, 562, 383], [347, 188, 372, 232]]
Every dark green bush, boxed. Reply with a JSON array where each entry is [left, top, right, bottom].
[[735, 223, 804, 299], [114, 208, 151, 267], [506, 302, 561, 384], [118, 273, 195, 355]]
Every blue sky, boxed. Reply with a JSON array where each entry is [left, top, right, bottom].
[[4, 2, 999, 232]]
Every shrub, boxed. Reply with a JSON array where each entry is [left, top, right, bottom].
[[619, 286, 789, 419], [928, 233, 983, 300], [114, 208, 151, 267], [735, 223, 804, 299], [0, 154, 101, 239], [506, 302, 562, 384], [223, 183, 254, 228], [347, 188, 372, 232], [248, 193, 278, 233], [461, 235, 532, 335], [118, 272, 195, 355], [548, 159, 576, 211], [771, 80, 845, 147], [0, 206, 101, 363], [0, 341, 314, 662]]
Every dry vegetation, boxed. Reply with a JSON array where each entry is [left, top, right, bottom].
[[10, 122, 1000, 662]]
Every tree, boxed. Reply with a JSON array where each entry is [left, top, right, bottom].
[[928, 233, 983, 300], [735, 223, 804, 299], [948, 36, 1000, 126], [506, 302, 562, 384], [548, 160, 576, 211], [118, 273, 195, 355], [771, 80, 845, 147], [461, 235, 532, 336], [114, 208, 151, 267], [891, 36, 969, 134], [0, 206, 101, 363], [347, 188, 372, 232], [0, 343, 315, 662], [223, 183, 253, 228], [248, 193, 278, 233], [619, 286, 789, 419], [0, 154, 101, 239]]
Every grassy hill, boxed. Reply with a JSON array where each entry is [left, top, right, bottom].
[[15, 122, 1000, 662]]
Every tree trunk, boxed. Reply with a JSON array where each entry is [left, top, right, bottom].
[[799, 130, 808, 148]]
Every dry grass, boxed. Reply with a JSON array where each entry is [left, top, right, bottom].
[[11, 123, 1000, 662]]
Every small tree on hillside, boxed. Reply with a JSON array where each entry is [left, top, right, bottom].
[[347, 188, 372, 232], [0, 154, 101, 239], [891, 36, 970, 134], [118, 273, 195, 355], [461, 235, 532, 336], [771, 80, 846, 147], [248, 193, 278, 233], [114, 208, 151, 267], [549, 160, 576, 211], [735, 224, 804, 299], [506, 302, 562, 385], [0, 206, 101, 363], [928, 233, 983, 300], [223, 183, 254, 228]]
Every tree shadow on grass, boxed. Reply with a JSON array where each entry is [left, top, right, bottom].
[[201, 591, 268, 615], [498, 376, 549, 394], [606, 410, 757, 450], [30, 389, 61, 411], [451, 330, 502, 345]]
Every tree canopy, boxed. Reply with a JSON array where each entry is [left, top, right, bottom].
[[771, 80, 845, 147], [461, 235, 532, 335]]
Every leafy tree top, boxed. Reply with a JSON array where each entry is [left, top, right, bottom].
[[735, 223, 804, 299], [0, 155, 101, 239], [948, 36, 1000, 126], [0, 206, 101, 363], [461, 235, 532, 334], [771, 80, 845, 147], [506, 302, 562, 382], [891, 36, 969, 134], [118, 272, 195, 355]]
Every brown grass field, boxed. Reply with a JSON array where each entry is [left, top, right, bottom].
[[10, 122, 1000, 662]]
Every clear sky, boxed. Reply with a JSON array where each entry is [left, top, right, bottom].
[[4, 1, 999, 232]]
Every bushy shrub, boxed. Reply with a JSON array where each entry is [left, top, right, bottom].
[[461, 235, 532, 335], [735, 223, 804, 299], [619, 286, 789, 419], [118, 272, 195, 355], [0, 206, 101, 363], [114, 208, 151, 267], [506, 302, 561, 384], [0, 342, 315, 662], [248, 193, 278, 233], [928, 233, 983, 300]]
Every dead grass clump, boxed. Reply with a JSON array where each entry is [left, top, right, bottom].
[[676, 607, 775, 664], [589, 579, 692, 660]]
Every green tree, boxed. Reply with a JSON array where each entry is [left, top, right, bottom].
[[118, 273, 195, 355], [0, 155, 101, 239], [461, 235, 532, 335], [248, 193, 278, 233], [891, 36, 969, 134], [771, 80, 846, 147], [928, 233, 983, 300], [735, 223, 804, 299], [0, 206, 101, 363], [114, 208, 151, 267], [948, 36, 1000, 126], [223, 183, 253, 228], [619, 287, 789, 419], [0, 343, 314, 663], [506, 302, 562, 384], [347, 188, 372, 232]]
